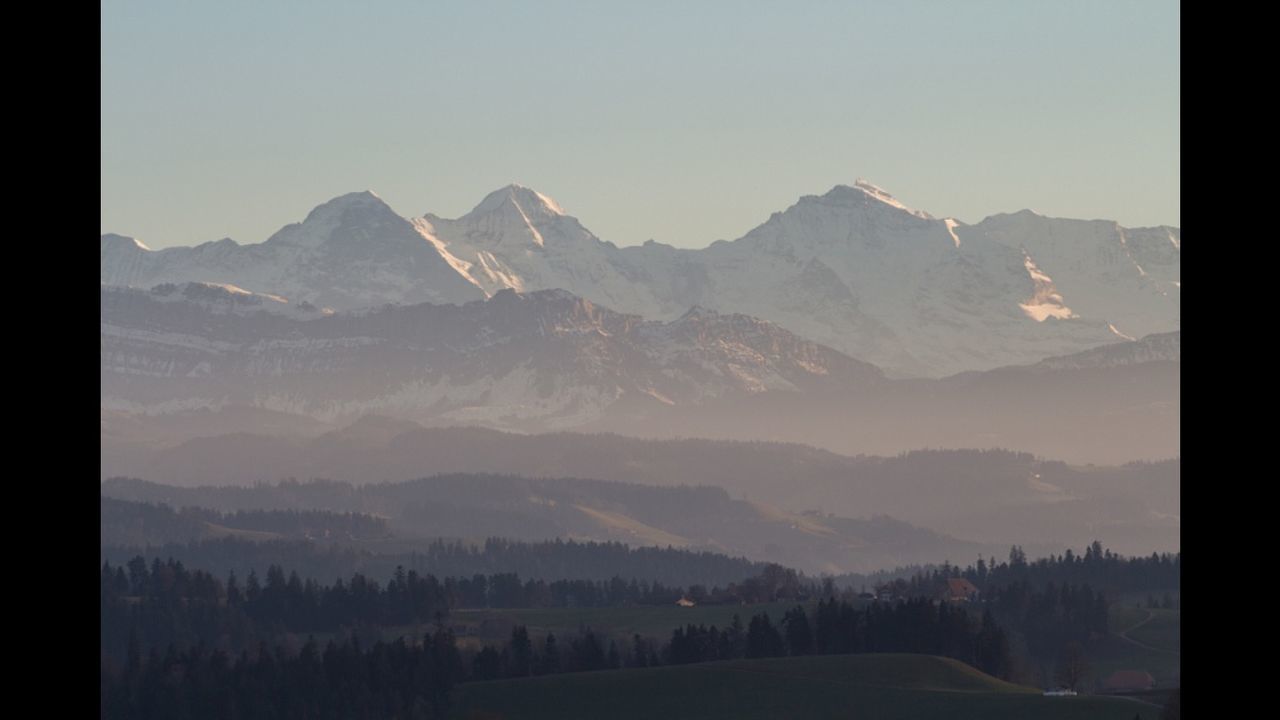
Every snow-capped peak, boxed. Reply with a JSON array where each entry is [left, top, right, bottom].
[[289, 190, 400, 230], [261, 190, 410, 250], [849, 178, 933, 219], [101, 233, 151, 251], [99, 182, 1178, 379], [468, 184, 566, 219], [308, 190, 390, 215]]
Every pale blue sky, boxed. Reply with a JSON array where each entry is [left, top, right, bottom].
[[102, 1, 1179, 249]]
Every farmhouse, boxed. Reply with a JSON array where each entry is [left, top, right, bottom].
[[1103, 670, 1156, 692], [942, 578, 980, 603]]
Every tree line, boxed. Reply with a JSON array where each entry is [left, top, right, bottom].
[[101, 629, 464, 720], [660, 600, 1012, 680], [102, 534, 773, 589], [101, 556, 807, 661], [101, 597, 1023, 719], [873, 542, 1179, 602], [862, 542, 1180, 689], [102, 497, 390, 547]]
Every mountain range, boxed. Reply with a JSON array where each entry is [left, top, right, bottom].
[[101, 181, 1179, 378], [100, 180, 1179, 568], [100, 281, 1177, 462], [101, 422, 1179, 559], [101, 281, 883, 424]]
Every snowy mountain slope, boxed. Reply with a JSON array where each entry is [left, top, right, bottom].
[[102, 180, 1179, 377], [101, 284, 884, 428], [100, 192, 486, 309], [417, 184, 672, 316], [670, 183, 1125, 377], [410, 179, 1170, 376], [968, 211, 1180, 341]]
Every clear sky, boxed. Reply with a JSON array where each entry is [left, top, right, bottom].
[[102, 1, 1179, 250]]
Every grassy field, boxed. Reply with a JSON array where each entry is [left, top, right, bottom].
[[1126, 609, 1179, 653], [451, 653, 1163, 720], [1090, 605, 1180, 688], [1109, 604, 1149, 632]]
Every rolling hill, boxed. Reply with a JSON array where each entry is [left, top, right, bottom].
[[450, 654, 1162, 720]]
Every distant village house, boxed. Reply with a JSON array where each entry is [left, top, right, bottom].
[[941, 578, 980, 603], [1103, 670, 1156, 692]]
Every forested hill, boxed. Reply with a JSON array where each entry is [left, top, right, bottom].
[[104, 422, 1179, 557], [102, 476, 991, 574]]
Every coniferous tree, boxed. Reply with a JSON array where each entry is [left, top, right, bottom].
[[429, 625, 464, 718], [782, 606, 814, 656], [570, 630, 607, 672], [975, 608, 1012, 680], [629, 634, 646, 668], [746, 613, 785, 658], [508, 625, 532, 677], [539, 634, 560, 675], [472, 646, 502, 681], [726, 614, 746, 658]]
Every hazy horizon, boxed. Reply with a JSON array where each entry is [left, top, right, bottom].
[[102, 1, 1179, 250]]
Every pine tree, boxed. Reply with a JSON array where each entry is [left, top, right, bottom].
[[975, 609, 1011, 680], [782, 606, 814, 656], [540, 634, 560, 675], [472, 646, 502, 681], [509, 625, 532, 677], [746, 613, 785, 658], [632, 634, 648, 668]]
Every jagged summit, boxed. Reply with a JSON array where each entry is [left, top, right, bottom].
[[101, 188, 486, 308], [985, 208, 1046, 221], [809, 179, 934, 220], [260, 189, 427, 253], [101, 233, 151, 251], [297, 189, 395, 223], [466, 184, 566, 219], [100, 181, 1178, 377], [331, 189, 383, 202], [253, 189, 406, 250]]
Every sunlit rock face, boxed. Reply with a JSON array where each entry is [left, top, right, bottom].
[[102, 181, 1178, 378]]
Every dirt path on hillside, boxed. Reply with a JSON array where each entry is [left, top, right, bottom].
[[1117, 609, 1179, 656]]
